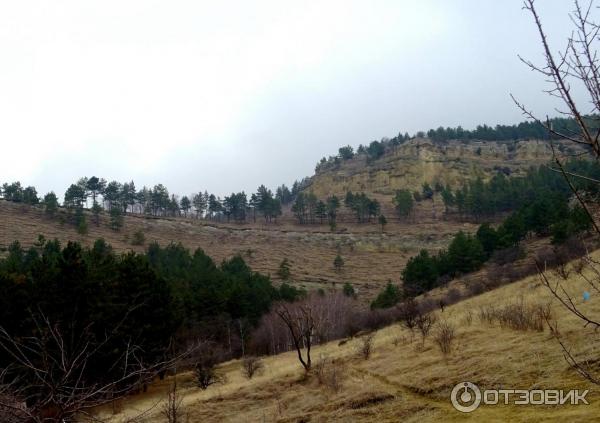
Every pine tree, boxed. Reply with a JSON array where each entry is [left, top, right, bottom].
[[333, 254, 344, 272], [277, 258, 291, 280], [109, 206, 124, 231], [292, 192, 307, 224], [121, 181, 136, 213], [378, 214, 387, 232], [64, 184, 87, 210], [75, 208, 88, 235], [180, 196, 191, 217], [326, 195, 340, 226], [85, 176, 107, 206], [42, 192, 59, 217], [103, 181, 122, 211], [91, 202, 102, 226], [2, 182, 24, 202], [23, 186, 39, 205], [338, 145, 354, 160], [371, 282, 400, 309], [192, 192, 208, 218], [315, 200, 327, 224], [342, 282, 356, 298], [249, 193, 258, 222], [393, 189, 414, 219], [441, 185, 455, 213], [422, 182, 434, 200]]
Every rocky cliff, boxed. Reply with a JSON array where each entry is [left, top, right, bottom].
[[304, 138, 576, 198]]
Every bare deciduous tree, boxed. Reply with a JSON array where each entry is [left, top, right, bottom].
[[241, 356, 263, 380], [513, 0, 600, 231], [415, 312, 436, 347], [0, 312, 192, 422], [251, 292, 354, 357], [519, 0, 600, 386], [358, 334, 375, 360], [275, 299, 324, 372], [162, 377, 187, 423], [397, 298, 419, 338], [193, 343, 224, 390], [433, 321, 456, 356]]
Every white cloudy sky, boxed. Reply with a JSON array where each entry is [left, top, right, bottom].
[[0, 1, 584, 199]]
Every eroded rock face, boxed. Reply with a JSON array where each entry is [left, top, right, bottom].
[[305, 138, 579, 197]]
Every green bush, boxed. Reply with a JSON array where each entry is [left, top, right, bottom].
[[371, 282, 401, 309], [131, 230, 146, 246]]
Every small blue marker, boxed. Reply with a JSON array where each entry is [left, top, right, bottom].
[[583, 291, 591, 302]]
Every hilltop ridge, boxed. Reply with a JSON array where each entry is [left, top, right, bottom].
[[304, 137, 579, 198]]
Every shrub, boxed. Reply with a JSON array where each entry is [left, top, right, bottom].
[[397, 298, 419, 334], [358, 334, 375, 360], [478, 300, 549, 332], [491, 246, 525, 265], [402, 250, 439, 296], [466, 279, 487, 296], [443, 288, 462, 306], [478, 305, 496, 325], [362, 309, 395, 332], [495, 301, 546, 332], [333, 254, 344, 272], [43, 192, 59, 217], [421, 183, 434, 200], [393, 189, 414, 218], [194, 345, 223, 389], [195, 362, 217, 390], [371, 282, 401, 309], [315, 357, 343, 393], [131, 230, 146, 246], [415, 312, 436, 345], [463, 310, 473, 326], [501, 262, 537, 283], [76, 214, 88, 235], [91, 202, 102, 226], [555, 236, 587, 262], [329, 220, 337, 232], [342, 282, 356, 298], [434, 321, 456, 355], [392, 335, 407, 347], [110, 207, 124, 231], [277, 258, 291, 280], [162, 380, 185, 423], [418, 297, 439, 315], [445, 231, 486, 275], [241, 356, 263, 380]]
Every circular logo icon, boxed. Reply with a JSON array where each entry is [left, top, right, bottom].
[[451, 382, 482, 413]]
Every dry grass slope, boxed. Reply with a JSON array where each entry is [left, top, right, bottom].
[[0, 200, 478, 302], [101, 252, 600, 422]]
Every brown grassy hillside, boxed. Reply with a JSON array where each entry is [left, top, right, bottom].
[[99, 252, 600, 422], [0, 200, 480, 302]]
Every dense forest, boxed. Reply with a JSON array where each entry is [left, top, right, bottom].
[[370, 160, 600, 307], [439, 160, 600, 219], [0, 238, 309, 419], [0, 235, 420, 420]]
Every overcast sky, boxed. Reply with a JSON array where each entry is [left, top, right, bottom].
[[0, 1, 585, 199]]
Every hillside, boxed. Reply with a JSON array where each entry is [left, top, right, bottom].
[[0, 200, 481, 302], [305, 138, 577, 198], [99, 252, 600, 422]]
